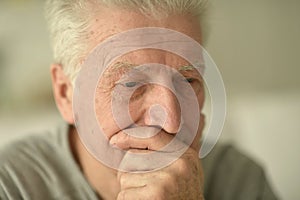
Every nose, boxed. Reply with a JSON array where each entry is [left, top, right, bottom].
[[144, 84, 181, 134]]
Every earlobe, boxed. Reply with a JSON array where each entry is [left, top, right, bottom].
[[50, 64, 75, 124]]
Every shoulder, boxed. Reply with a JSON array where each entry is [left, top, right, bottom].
[[0, 124, 95, 200], [202, 143, 264, 178], [0, 129, 61, 198], [0, 124, 67, 170], [0, 129, 58, 169], [202, 143, 278, 200]]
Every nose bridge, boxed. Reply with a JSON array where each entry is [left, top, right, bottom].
[[146, 80, 181, 134]]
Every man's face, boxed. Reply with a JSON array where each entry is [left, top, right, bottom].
[[82, 7, 205, 154]]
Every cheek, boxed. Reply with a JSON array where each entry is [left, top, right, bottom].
[[94, 89, 118, 136], [127, 87, 148, 120], [94, 86, 147, 136], [95, 94, 111, 119]]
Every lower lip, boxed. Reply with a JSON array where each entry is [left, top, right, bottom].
[[127, 148, 154, 153]]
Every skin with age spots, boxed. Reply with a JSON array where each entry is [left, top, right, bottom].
[[51, 6, 205, 200], [96, 57, 204, 139]]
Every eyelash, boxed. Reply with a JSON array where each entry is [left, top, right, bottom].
[[117, 80, 145, 89], [184, 77, 195, 83], [124, 81, 138, 88], [120, 77, 196, 87]]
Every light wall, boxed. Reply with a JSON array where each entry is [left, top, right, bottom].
[[205, 0, 300, 199]]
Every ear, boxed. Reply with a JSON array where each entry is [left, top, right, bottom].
[[50, 64, 74, 124]]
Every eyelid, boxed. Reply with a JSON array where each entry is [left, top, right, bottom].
[[174, 71, 200, 80], [185, 77, 195, 82], [115, 78, 147, 89], [124, 81, 139, 88], [181, 72, 203, 83]]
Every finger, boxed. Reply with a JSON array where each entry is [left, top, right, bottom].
[[116, 134, 193, 172], [117, 186, 150, 200], [117, 164, 172, 185], [118, 172, 148, 190], [118, 140, 192, 172], [117, 176, 174, 200]]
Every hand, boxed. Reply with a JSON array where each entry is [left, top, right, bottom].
[[117, 146, 204, 200], [111, 114, 205, 199]]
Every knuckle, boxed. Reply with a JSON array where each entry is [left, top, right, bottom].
[[151, 186, 166, 200], [119, 173, 130, 188], [176, 158, 189, 175], [163, 172, 176, 184], [161, 172, 179, 195], [117, 190, 126, 200], [119, 174, 126, 186]]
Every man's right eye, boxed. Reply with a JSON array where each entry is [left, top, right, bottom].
[[124, 81, 138, 88]]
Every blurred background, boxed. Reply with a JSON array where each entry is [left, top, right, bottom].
[[0, 0, 299, 199]]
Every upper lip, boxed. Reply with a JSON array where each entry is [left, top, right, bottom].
[[119, 126, 162, 139], [109, 126, 167, 150], [109, 126, 187, 152]]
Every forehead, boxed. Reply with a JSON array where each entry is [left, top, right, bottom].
[[87, 6, 203, 50], [112, 49, 192, 68], [102, 49, 203, 77], [86, 7, 203, 81]]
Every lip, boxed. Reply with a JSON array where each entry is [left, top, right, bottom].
[[121, 126, 162, 139], [109, 126, 170, 151], [127, 148, 154, 153]]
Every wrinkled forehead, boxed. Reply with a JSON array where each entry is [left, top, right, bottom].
[[106, 49, 198, 70], [101, 49, 204, 79], [79, 8, 204, 83], [86, 8, 203, 57]]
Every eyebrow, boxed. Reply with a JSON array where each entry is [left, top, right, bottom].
[[110, 62, 204, 71], [111, 62, 137, 70], [103, 62, 137, 78], [179, 63, 205, 72], [100, 61, 204, 88], [179, 65, 195, 71]]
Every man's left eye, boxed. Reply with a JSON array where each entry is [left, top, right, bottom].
[[185, 78, 195, 83]]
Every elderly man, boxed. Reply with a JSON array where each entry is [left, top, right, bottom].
[[0, 0, 278, 199]]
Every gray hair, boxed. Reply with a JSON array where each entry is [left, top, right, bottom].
[[45, 0, 210, 82]]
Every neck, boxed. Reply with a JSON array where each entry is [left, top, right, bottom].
[[69, 126, 120, 200]]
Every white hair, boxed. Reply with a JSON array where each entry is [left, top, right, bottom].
[[45, 0, 210, 82]]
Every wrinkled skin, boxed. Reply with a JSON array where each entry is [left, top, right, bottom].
[[51, 5, 206, 200]]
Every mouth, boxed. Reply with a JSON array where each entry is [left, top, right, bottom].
[[109, 126, 174, 152], [120, 126, 162, 139], [126, 148, 154, 154]]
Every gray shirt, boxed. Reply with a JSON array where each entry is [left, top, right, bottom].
[[0, 123, 278, 200]]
